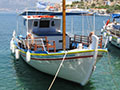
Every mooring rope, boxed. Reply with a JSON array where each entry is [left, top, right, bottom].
[[97, 52, 119, 89], [48, 51, 68, 90], [107, 52, 119, 89], [104, 36, 108, 48]]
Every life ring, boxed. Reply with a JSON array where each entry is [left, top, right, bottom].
[[26, 33, 34, 49]]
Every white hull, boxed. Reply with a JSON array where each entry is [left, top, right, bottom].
[[10, 10, 107, 87], [19, 51, 103, 85], [111, 38, 120, 48], [101, 25, 120, 48]]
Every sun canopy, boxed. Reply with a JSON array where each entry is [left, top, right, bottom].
[[112, 14, 120, 18], [20, 10, 92, 16]]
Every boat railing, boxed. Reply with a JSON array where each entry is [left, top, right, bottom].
[[73, 35, 90, 46], [19, 36, 46, 51], [26, 36, 56, 52], [110, 29, 120, 37], [33, 37, 46, 51], [26, 36, 47, 51], [72, 35, 103, 48]]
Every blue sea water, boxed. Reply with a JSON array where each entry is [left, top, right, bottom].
[[0, 13, 120, 90]]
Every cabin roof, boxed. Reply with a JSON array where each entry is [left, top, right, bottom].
[[20, 10, 91, 16]]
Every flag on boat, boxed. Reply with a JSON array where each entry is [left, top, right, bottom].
[[36, 1, 47, 9], [106, 19, 110, 26]]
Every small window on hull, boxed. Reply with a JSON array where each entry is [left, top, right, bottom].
[[34, 21, 38, 27], [39, 20, 50, 28]]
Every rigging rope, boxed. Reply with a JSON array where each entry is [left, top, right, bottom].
[[71, 16, 74, 34], [48, 51, 68, 90], [93, 14, 95, 32], [82, 14, 84, 35], [89, 15, 93, 31], [86, 16, 92, 35]]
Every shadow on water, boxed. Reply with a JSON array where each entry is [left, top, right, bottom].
[[104, 43, 120, 89], [107, 43, 120, 57], [12, 55, 95, 90], [107, 43, 120, 69]]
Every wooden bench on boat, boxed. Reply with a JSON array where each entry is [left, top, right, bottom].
[[74, 35, 89, 46], [32, 36, 56, 52], [73, 35, 103, 48]]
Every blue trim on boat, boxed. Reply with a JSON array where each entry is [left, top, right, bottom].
[[112, 14, 120, 18], [113, 25, 120, 30], [33, 33, 67, 36], [20, 11, 92, 16]]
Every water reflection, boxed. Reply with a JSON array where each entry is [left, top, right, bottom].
[[12, 56, 94, 90], [107, 43, 120, 57]]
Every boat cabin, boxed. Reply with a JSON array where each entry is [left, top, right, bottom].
[[18, 12, 103, 52], [23, 15, 70, 51]]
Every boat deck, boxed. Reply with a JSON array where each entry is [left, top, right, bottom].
[[16, 34, 103, 53]]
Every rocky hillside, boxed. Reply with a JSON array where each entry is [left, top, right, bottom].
[[0, 0, 38, 12]]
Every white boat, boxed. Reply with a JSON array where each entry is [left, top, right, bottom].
[[101, 13, 120, 48], [95, 13, 110, 17], [10, 1, 107, 86]]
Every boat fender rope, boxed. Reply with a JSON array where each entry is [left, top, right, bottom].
[[48, 51, 68, 90]]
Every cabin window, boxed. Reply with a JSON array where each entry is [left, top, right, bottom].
[[51, 21, 55, 26], [39, 20, 50, 28], [34, 21, 38, 27]]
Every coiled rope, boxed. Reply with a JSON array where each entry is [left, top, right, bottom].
[[48, 51, 68, 90]]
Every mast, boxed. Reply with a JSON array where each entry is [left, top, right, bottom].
[[62, 0, 66, 50]]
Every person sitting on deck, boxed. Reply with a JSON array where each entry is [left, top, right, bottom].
[[26, 33, 34, 49], [88, 31, 94, 45]]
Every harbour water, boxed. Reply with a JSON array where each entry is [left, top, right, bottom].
[[0, 13, 120, 90]]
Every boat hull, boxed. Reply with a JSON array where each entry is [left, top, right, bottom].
[[110, 37, 120, 48], [19, 49, 104, 85]]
